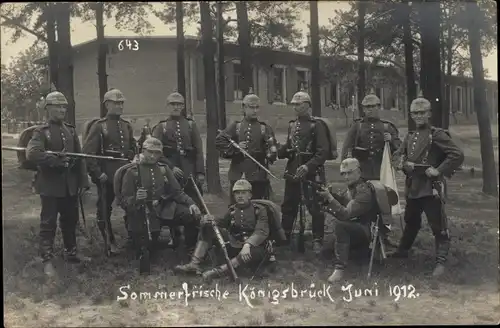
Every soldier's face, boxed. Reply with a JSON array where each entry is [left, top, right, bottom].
[[363, 104, 380, 118], [169, 102, 184, 117], [410, 108, 431, 127], [244, 104, 259, 119], [233, 190, 252, 204], [46, 104, 67, 121], [293, 102, 309, 116], [106, 101, 124, 115], [341, 168, 361, 186], [142, 149, 162, 163]]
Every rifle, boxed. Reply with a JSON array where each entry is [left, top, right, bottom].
[[2, 146, 130, 162], [367, 214, 387, 279], [78, 191, 89, 239], [136, 164, 152, 274], [189, 176, 239, 282], [98, 180, 112, 257], [217, 131, 279, 180]]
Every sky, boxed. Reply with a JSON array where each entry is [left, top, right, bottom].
[[1, 1, 497, 81]]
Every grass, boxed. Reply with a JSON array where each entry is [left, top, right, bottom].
[[2, 127, 499, 326]]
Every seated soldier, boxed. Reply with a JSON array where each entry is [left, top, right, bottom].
[[119, 137, 201, 273], [174, 178, 269, 281], [317, 158, 386, 283]]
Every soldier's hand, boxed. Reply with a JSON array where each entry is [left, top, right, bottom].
[[152, 200, 159, 207], [267, 151, 277, 163], [196, 173, 205, 186], [403, 161, 415, 172], [98, 173, 108, 183], [238, 141, 248, 150], [425, 167, 440, 178], [295, 165, 309, 179], [201, 214, 215, 225], [189, 204, 201, 216], [317, 188, 334, 202], [239, 243, 252, 263], [173, 167, 185, 181], [384, 132, 392, 142], [136, 188, 147, 201], [59, 156, 70, 168]]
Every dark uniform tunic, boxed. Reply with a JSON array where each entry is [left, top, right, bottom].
[[120, 162, 198, 250], [83, 114, 137, 242], [277, 115, 329, 242], [27, 120, 89, 260], [151, 116, 205, 248], [215, 117, 278, 202], [341, 118, 401, 180], [322, 179, 377, 269], [394, 124, 464, 263], [200, 202, 270, 265]]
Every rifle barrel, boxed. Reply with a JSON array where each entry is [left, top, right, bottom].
[[2, 146, 129, 162]]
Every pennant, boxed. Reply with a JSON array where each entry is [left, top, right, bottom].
[[380, 142, 403, 215]]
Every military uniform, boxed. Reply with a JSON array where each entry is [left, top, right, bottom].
[[137, 122, 152, 153], [278, 91, 329, 248], [391, 94, 464, 276], [151, 92, 205, 249], [26, 92, 89, 266], [215, 102, 278, 203], [119, 139, 199, 265], [341, 92, 401, 180], [175, 179, 269, 280], [83, 89, 137, 249]]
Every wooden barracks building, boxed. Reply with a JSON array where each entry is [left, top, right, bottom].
[[35, 35, 498, 133]]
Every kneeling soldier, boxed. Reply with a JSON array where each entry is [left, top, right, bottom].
[[317, 158, 380, 283], [119, 137, 202, 273], [174, 179, 269, 281]]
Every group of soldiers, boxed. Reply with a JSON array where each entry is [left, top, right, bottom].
[[23, 84, 464, 283]]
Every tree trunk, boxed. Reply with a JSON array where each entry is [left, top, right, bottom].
[[356, 1, 366, 117], [467, 0, 498, 197], [403, 0, 417, 131], [46, 3, 58, 91], [176, 2, 187, 117], [236, 1, 252, 97], [96, 2, 108, 118], [418, 0, 443, 128], [56, 3, 75, 125], [310, 0, 321, 116], [442, 5, 453, 129], [200, 1, 222, 194], [216, 1, 227, 129]]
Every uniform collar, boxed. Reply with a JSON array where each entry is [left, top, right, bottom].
[[244, 116, 258, 123], [169, 115, 183, 121], [297, 114, 311, 122], [364, 116, 380, 122], [48, 118, 63, 125], [234, 202, 252, 210], [416, 123, 431, 131], [106, 114, 120, 120]]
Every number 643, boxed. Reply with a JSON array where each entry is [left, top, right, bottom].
[[118, 39, 139, 51]]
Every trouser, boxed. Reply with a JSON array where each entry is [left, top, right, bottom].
[[180, 179, 204, 249], [96, 181, 130, 244], [399, 196, 450, 264], [331, 220, 371, 269], [281, 179, 325, 242], [229, 180, 270, 204], [39, 195, 79, 261], [199, 225, 267, 267]]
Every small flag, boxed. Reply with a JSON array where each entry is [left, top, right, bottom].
[[380, 142, 403, 215]]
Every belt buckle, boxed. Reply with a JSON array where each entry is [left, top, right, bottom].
[[179, 149, 186, 156]]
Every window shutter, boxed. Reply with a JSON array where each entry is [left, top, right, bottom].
[[267, 67, 275, 104]]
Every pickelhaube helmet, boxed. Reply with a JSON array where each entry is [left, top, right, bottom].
[[45, 91, 68, 106], [340, 158, 361, 173], [242, 87, 260, 106], [361, 88, 381, 106], [232, 176, 252, 192], [290, 87, 311, 104], [167, 91, 185, 104], [410, 90, 431, 112], [142, 137, 163, 152], [103, 89, 126, 103]]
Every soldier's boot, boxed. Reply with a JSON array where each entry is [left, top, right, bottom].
[[174, 241, 210, 275], [138, 247, 150, 275], [202, 257, 241, 283], [432, 235, 450, 277], [312, 239, 323, 255], [63, 247, 90, 263], [388, 226, 419, 258], [327, 268, 345, 284]]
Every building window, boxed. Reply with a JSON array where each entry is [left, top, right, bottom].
[[272, 66, 285, 103], [296, 69, 309, 92], [330, 82, 338, 106], [455, 87, 462, 113], [233, 63, 243, 100]]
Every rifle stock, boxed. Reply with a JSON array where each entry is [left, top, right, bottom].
[[189, 176, 239, 282], [99, 181, 112, 256]]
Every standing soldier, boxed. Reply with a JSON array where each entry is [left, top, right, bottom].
[[151, 91, 205, 253], [83, 89, 137, 254], [390, 94, 464, 277], [215, 89, 278, 203], [278, 89, 329, 254], [341, 89, 401, 180], [26, 91, 90, 276]]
